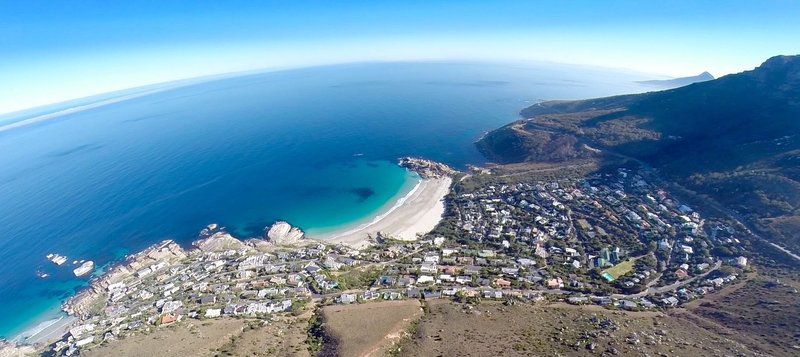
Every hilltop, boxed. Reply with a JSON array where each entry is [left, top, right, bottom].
[[477, 55, 800, 253]]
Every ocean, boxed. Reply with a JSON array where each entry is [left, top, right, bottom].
[[0, 61, 653, 338]]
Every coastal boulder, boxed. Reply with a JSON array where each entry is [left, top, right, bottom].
[[193, 231, 250, 252], [266, 221, 305, 245]]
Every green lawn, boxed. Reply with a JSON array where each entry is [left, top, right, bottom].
[[602, 258, 637, 281]]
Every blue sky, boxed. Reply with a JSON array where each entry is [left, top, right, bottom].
[[1, 0, 799, 114]]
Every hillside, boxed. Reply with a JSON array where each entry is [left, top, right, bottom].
[[477, 55, 800, 252], [397, 300, 767, 356]]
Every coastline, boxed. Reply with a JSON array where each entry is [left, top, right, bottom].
[[318, 176, 452, 247], [5, 158, 454, 348], [5, 283, 85, 346], [12, 314, 77, 346], [303, 171, 422, 240], [312, 177, 423, 239]]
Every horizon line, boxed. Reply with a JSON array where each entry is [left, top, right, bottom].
[[0, 57, 693, 120]]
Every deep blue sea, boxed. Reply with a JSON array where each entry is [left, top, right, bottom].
[[0, 61, 653, 338]]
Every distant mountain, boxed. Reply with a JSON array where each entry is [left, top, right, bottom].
[[477, 55, 800, 252], [636, 71, 715, 88]]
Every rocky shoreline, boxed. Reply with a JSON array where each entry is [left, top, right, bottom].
[[63, 240, 189, 319], [36, 220, 311, 352], [399, 156, 457, 179], [64, 221, 311, 312]]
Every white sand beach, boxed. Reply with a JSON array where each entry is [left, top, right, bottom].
[[320, 177, 452, 248], [14, 315, 77, 346]]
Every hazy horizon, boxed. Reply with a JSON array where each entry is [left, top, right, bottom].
[[0, 58, 673, 119], [2, 0, 799, 114]]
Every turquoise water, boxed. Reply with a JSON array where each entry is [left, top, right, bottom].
[[0, 61, 653, 338]]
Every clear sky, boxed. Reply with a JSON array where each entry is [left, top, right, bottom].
[[1, 0, 798, 115]]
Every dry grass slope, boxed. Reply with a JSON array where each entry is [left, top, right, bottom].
[[398, 300, 758, 357], [83, 313, 312, 357], [320, 300, 422, 357], [83, 318, 246, 357]]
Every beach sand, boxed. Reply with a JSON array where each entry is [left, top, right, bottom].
[[16, 315, 77, 347], [321, 177, 452, 248]]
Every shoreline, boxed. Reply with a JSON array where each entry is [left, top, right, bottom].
[[312, 177, 424, 241], [319, 176, 452, 247], [12, 314, 77, 346], [5, 158, 454, 347]]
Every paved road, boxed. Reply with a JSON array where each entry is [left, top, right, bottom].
[[766, 242, 800, 262]]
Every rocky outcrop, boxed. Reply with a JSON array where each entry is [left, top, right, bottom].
[[198, 223, 220, 238], [399, 157, 457, 179], [0, 340, 36, 356], [266, 221, 305, 245], [244, 238, 274, 251], [192, 232, 251, 252], [134, 240, 187, 266], [62, 289, 104, 319]]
